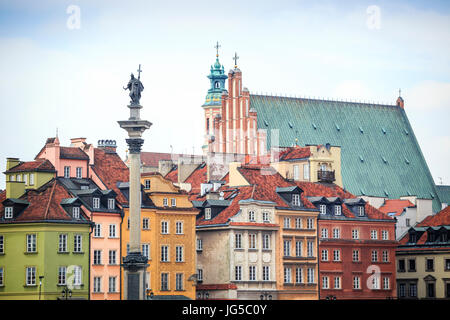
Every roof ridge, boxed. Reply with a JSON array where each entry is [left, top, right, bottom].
[[44, 180, 57, 220]]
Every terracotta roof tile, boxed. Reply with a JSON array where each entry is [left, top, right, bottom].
[[140, 152, 182, 167], [5, 159, 55, 173], [164, 167, 178, 183], [417, 205, 450, 227], [184, 163, 208, 194], [60, 147, 89, 160], [279, 146, 311, 161], [379, 199, 415, 216]]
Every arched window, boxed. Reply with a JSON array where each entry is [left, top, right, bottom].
[[214, 81, 220, 89]]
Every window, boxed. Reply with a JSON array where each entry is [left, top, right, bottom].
[[175, 273, 183, 291], [26, 234, 37, 253], [5, 207, 13, 219], [371, 276, 380, 290], [426, 258, 434, 271], [142, 244, 150, 259], [283, 217, 291, 228], [144, 179, 151, 190], [284, 267, 292, 283], [0, 268, 3, 286], [161, 246, 169, 262], [398, 259, 406, 272], [197, 269, 203, 282], [307, 241, 314, 257], [176, 221, 183, 234], [408, 259, 416, 272], [322, 276, 329, 289], [382, 250, 389, 262], [383, 277, 390, 290], [427, 282, 435, 298], [296, 241, 302, 257], [262, 211, 270, 222], [352, 250, 360, 262], [109, 224, 117, 238], [303, 164, 310, 180], [295, 268, 303, 284], [108, 198, 115, 210], [332, 228, 340, 239], [76, 167, 82, 179], [163, 198, 168, 206], [334, 205, 341, 215], [358, 206, 365, 216], [248, 210, 255, 222], [372, 250, 378, 262], [197, 238, 203, 251], [262, 234, 271, 250], [319, 204, 327, 215], [321, 228, 329, 239], [109, 250, 117, 265], [352, 229, 359, 239], [398, 283, 406, 297], [406, 218, 410, 227], [321, 249, 329, 261], [93, 250, 102, 265], [58, 234, 68, 253], [0, 235, 3, 254], [74, 235, 82, 252], [127, 219, 130, 229], [58, 266, 66, 285], [307, 268, 315, 284], [263, 266, 270, 281], [445, 259, 450, 271], [382, 230, 389, 240], [235, 233, 242, 249], [371, 230, 378, 240], [93, 277, 102, 293], [24, 174, 28, 185], [72, 207, 80, 219], [109, 277, 116, 293], [161, 273, 169, 291], [16, 174, 21, 182], [26, 267, 36, 286], [235, 266, 242, 281], [409, 283, 417, 298], [176, 246, 184, 262], [161, 221, 169, 234], [295, 218, 302, 229], [73, 266, 82, 286], [292, 194, 301, 206], [143, 218, 149, 230], [171, 198, 176, 207], [307, 218, 314, 229], [30, 173, 35, 185], [94, 224, 101, 237], [293, 165, 299, 180], [205, 208, 211, 220], [334, 277, 341, 289], [93, 197, 100, 209], [283, 240, 291, 256], [353, 276, 361, 289], [249, 234, 257, 249], [64, 166, 70, 178], [333, 249, 340, 261], [249, 266, 256, 281]]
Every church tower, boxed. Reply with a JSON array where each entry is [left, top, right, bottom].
[[202, 42, 228, 155]]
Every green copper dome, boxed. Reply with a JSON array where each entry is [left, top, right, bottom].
[[203, 55, 227, 107]]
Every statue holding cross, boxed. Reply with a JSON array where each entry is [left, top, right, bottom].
[[124, 64, 144, 106]]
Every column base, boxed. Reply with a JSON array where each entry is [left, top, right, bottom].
[[122, 252, 149, 300]]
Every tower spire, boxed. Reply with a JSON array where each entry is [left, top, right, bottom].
[[214, 41, 221, 57]]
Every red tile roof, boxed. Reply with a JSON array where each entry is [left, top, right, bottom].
[[279, 146, 311, 161], [5, 159, 55, 173], [140, 152, 182, 167], [91, 148, 129, 204], [417, 205, 450, 227], [165, 167, 178, 183], [60, 147, 89, 160], [185, 163, 208, 194], [379, 199, 415, 216]]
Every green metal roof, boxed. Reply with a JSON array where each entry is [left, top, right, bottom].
[[436, 185, 450, 205], [250, 94, 442, 212]]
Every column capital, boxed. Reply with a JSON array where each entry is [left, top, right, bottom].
[[126, 138, 144, 154]]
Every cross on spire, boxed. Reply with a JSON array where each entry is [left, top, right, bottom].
[[233, 52, 239, 68], [137, 64, 142, 80], [214, 41, 221, 57]]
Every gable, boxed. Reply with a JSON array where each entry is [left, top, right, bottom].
[[251, 94, 442, 212]]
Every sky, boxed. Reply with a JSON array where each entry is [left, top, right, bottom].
[[0, 0, 449, 190]]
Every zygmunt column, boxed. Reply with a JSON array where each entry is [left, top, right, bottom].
[[118, 65, 152, 300]]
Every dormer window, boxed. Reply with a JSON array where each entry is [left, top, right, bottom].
[[262, 211, 270, 222], [163, 198, 168, 207], [358, 206, 365, 216], [205, 208, 211, 220], [292, 194, 301, 207], [108, 198, 115, 210], [93, 197, 100, 209], [5, 207, 13, 219], [409, 233, 417, 243], [64, 166, 70, 178], [334, 205, 342, 216], [319, 204, 327, 215], [72, 207, 80, 219], [248, 210, 255, 222], [144, 180, 151, 190]]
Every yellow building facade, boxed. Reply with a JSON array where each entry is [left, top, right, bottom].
[[121, 173, 198, 300]]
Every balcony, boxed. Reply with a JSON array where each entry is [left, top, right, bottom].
[[317, 170, 335, 183]]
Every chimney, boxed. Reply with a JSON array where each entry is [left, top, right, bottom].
[[97, 139, 117, 153], [158, 159, 175, 177], [228, 161, 249, 187], [70, 137, 87, 148], [6, 157, 20, 171]]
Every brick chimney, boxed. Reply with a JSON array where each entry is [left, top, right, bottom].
[[97, 139, 117, 153]]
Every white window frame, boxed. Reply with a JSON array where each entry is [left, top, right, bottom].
[[205, 208, 211, 220], [175, 273, 183, 291], [296, 241, 302, 257], [29, 173, 35, 185], [307, 218, 314, 229], [334, 205, 342, 215], [197, 238, 203, 251], [249, 265, 256, 281], [171, 198, 176, 207], [358, 206, 365, 216], [93, 197, 100, 209], [249, 233, 257, 249], [321, 228, 328, 238], [295, 267, 303, 284], [333, 249, 340, 261], [235, 266, 242, 281], [263, 265, 270, 281], [74, 235, 82, 253], [161, 221, 169, 234], [332, 228, 340, 239], [248, 210, 255, 222], [352, 249, 360, 262], [26, 234, 37, 253], [0, 235, 4, 254], [307, 268, 315, 284], [24, 174, 28, 185], [372, 250, 378, 262], [93, 250, 102, 265], [109, 276, 117, 293], [59, 234, 68, 253], [142, 244, 150, 259], [303, 163, 310, 180], [371, 230, 378, 240], [143, 218, 149, 230], [284, 267, 292, 284], [334, 276, 341, 289], [163, 198, 168, 206], [197, 269, 203, 282], [161, 273, 169, 291], [307, 241, 314, 257], [322, 249, 329, 261], [109, 224, 117, 238], [109, 250, 117, 265], [5, 207, 13, 219], [322, 276, 329, 289], [161, 245, 169, 262], [26, 267, 36, 286], [144, 179, 151, 190], [319, 204, 327, 215], [353, 276, 361, 289], [176, 221, 183, 234], [58, 266, 67, 285], [94, 224, 102, 238], [283, 240, 291, 256], [262, 234, 270, 250], [382, 230, 389, 240], [64, 166, 70, 178], [93, 277, 102, 293], [72, 206, 80, 219], [108, 198, 115, 210], [352, 229, 359, 239], [175, 246, 184, 262], [262, 211, 270, 222], [283, 217, 291, 229], [293, 165, 299, 180], [295, 217, 302, 229], [76, 167, 82, 179], [235, 233, 242, 249], [292, 194, 301, 206]]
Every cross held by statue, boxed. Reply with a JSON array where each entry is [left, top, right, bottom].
[[137, 64, 142, 80]]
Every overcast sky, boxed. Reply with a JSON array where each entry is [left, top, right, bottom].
[[0, 0, 449, 190]]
